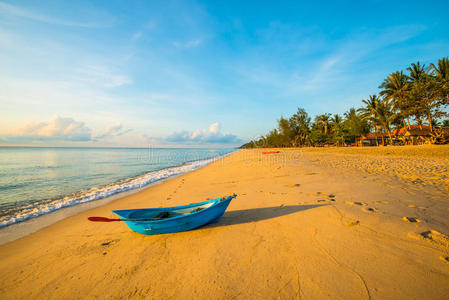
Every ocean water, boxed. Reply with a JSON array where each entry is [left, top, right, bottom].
[[0, 147, 234, 228]]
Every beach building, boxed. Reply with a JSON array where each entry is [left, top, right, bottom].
[[358, 125, 433, 146]]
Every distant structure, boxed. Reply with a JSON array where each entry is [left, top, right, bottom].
[[357, 125, 446, 146]]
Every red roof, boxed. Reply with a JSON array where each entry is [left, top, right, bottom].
[[361, 125, 431, 140], [396, 125, 430, 135]]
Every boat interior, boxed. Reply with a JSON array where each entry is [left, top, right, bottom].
[[127, 201, 216, 220]]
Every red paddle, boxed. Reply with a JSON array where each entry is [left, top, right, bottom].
[[88, 217, 122, 222]]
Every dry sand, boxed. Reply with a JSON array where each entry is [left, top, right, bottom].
[[1, 146, 449, 299]]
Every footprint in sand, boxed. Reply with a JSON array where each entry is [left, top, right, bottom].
[[101, 240, 119, 247], [420, 230, 449, 247], [286, 184, 301, 187], [440, 256, 449, 264], [374, 201, 389, 204], [408, 205, 427, 210], [409, 230, 449, 251], [346, 201, 366, 206], [402, 217, 420, 223], [346, 220, 360, 226], [363, 207, 378, 213], [317, 198, 336, 203], [314, 192, 335, 201]]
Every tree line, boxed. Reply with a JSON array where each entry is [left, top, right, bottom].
[[243, 57, 449, 148]]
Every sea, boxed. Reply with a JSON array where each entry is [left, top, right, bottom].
[[0, 147, 235, 228]]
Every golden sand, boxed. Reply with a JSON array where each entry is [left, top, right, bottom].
[[1, 146, 449, 299]]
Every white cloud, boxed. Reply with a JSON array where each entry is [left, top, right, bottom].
[[209, 122, 221, 134], [106, 123, 123, 134], [95, 122, 132, 140], [18, 121, 47, 135], [18, 115, 92, 141], [139, 133, 158, 145], [163, 122, 242, 145]]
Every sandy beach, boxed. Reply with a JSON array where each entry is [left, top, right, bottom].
[[1, 146, 449, 299]]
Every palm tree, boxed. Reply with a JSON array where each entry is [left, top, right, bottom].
[[379, 71, 410, 128], [407, 61, 428, 81], [430, 57, 449, 103], [406, 59, 448, 132], [315, 114, 331, 135], [331, 114, 344, 145], [359, 94, 381, 145], [359, 94, 381, 119], [374, 98, 397, 145], [431, 57, 449, 82], [406, 62, 431, 127], [331, 114, 343, 127], [344, 108, 370, 143], [289, 108, 311, 146]]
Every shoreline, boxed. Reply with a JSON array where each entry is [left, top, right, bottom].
[[1, 147, 448, 298], [0, 151, 235, 244], [0, 175, 166, 245]]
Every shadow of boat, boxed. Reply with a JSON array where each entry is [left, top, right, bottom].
[[204, 204, 326, 228]]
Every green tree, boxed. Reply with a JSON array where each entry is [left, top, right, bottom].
[[441, 119, 449, 129], [407, 64, 446, 132], [330, 114, 345, 145], [379, 71, 410, 128], [374, 98, 397, 145], [430, 57, 449, 103], [406, 62, 431, 127], [344, 108, 370, 143], [288, 108, 311, 146], [359, 94, 381, 145], [359, 95, 380, 119], [315, 114, 331, 135], [265, 129, 283, 147], [278, 117, 294, 146]]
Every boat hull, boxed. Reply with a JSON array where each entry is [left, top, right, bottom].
[[112, 195, 235, 235]]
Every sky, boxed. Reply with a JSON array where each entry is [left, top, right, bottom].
[[1, 0, 448, 147]]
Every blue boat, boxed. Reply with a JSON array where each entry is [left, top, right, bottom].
[[112, 194, 236, 235]]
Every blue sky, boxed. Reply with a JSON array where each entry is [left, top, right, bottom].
[[1, 0, 448, 147]]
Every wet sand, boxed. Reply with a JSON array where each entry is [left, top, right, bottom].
[[1, 146, 448, 299]]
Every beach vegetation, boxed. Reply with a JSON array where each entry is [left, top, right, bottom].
[[242, 56, 449, 148]]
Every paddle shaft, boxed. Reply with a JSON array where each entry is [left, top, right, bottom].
[[88, 216, 165, 222]]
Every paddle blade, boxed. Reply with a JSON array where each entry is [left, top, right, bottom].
[[88, 216, 121, 222]]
